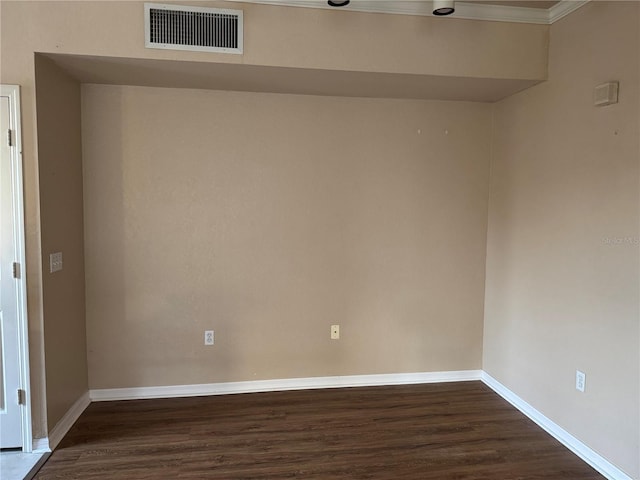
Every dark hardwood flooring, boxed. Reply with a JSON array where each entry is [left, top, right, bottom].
[[34, 382, 603, 479]]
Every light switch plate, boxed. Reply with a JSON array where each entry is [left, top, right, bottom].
[[594, 81, 619, 106], [49, 252, 63, 273]]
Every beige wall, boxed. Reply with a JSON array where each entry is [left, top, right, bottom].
[[82, 85, 491, 388], [0, 0, 548, 440], [34, 56, 89, 429], [483, 2, 639, 478], [0, 1, 548, 80], [6, 3, 637, 475]]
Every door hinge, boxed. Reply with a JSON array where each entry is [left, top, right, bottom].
[[12, 262, 20, 279], [17, 389, 26, 405], [7, 129, 13, 147]]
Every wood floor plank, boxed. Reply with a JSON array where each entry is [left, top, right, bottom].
[[34, 382, 604, 479]]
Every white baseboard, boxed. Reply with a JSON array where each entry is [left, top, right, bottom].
[[83, 371, 634, 480], [32, 437, 50, 453], [89, 370, 482, 401], [47, 391, 91, 450], [481, 372, 633, 480]]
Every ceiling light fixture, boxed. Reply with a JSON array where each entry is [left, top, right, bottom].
[[433, 0, 455, 16], [328, 0, 350, 6]]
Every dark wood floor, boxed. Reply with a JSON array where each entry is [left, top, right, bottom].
[[34, 382, 603, 479]]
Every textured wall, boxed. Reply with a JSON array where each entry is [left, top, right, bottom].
[[82, 85, 492, 389], [484, 2, 640, 477], [0, 0, 547, 440], [35, 56, 88, 429]]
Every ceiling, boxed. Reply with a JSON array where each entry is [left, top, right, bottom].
[[232, 0, 585, 24], [474, 1, 559, 9]]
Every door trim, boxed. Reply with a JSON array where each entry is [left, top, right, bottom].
[[1, 84, 32, 452]]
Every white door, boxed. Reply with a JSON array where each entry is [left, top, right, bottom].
[[0, 93, 23, 449]]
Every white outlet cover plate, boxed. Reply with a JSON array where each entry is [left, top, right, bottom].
[[576, 370, 586, 392], [49, 252, 63, 273], [204, 330, 214, 345], [331, 325, 340, 340]]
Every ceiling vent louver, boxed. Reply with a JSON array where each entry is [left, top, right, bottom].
[[144, 3, 243, 54]]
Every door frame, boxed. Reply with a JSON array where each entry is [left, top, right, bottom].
[[1, 84, 32, 452]]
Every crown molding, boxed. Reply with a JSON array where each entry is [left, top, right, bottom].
[[548, 0, 589, 23], [456, 2, 549, 23], [226, 0, 590, 25]]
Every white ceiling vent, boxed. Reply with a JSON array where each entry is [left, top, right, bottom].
[[144, 3, 243, 54]]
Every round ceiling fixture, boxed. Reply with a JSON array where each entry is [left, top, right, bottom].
[[328, 0, 350, 6], [433, 0, 455, 15]]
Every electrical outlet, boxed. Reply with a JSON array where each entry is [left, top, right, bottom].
[[49, 252, 63, 273], [331, 324, 340, 340], [576, 370, 586, 392], [204, 330, 214, 346]]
